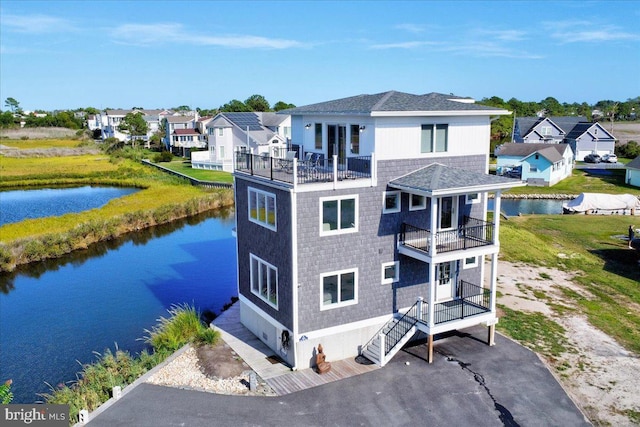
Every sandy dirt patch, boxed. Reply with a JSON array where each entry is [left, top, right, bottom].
[[496, 261, 640, 426]]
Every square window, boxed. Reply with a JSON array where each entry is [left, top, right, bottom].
[[381, 261, 399, 284], [383, 191, 401, 214], [320, 195, 358, 235], [410, 194, 426, 211], [463, 256, 478, 269], [466, 193, 480, 205], [321, 269, 357, 309]]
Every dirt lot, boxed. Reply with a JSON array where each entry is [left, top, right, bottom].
[[0, 127, 79, 139], [611, 121, 640, 145], [496, 261, 640, 426]]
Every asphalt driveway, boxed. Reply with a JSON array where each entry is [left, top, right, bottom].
[[87, 326, 590, 426]]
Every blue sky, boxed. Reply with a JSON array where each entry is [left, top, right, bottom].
[[1, 1, 639, 111]]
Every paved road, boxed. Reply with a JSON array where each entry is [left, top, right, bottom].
[[87, 327, 590, 427]]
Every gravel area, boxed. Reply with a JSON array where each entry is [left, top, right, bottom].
[[146, 346, 276, 397]]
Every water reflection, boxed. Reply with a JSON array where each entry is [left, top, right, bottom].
[[0, 208, 237, 403]]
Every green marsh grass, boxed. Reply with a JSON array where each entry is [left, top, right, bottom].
[[0, 152, 234, 271], [42, 304, 218, 425]]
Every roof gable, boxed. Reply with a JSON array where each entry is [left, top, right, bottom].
[[626, 156, 640, 170]]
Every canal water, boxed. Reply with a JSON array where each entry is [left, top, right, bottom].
[[0, 186, 140, 226], [0, 210, 237, 404], [489, 198, 568, 216]]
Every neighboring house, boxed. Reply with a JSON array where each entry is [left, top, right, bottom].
[[164, 114, 206, 157], [513, 116, 580, 144], [564, 122, 616, 161], [96, 109, 172, 144], [512, 116, 616, 161], [232, 91, 524, 370], [625, 156, 640, 187], [192, 112, 290, 172], [496, 143, 574, 186]]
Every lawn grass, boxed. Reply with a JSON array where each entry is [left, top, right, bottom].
[[157, 159, 234, 183], [499, 214, 640, 355]]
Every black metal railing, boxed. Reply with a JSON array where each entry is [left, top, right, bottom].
[[400, 216, 494, 255], [434, 280, 491, 324], [234, 152, 372, 186]]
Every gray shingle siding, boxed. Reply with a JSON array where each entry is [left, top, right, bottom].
[[296, 155, 487, 332], [235, 178, 294, 330]]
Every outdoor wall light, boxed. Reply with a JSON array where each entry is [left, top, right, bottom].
[[359, 125, 366, 132], [305, 123, 311, 129]]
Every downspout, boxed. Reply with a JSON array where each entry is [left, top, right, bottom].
[[290, 188, 299, 370]]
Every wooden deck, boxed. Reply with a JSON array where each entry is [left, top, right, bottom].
[[265, 357, 379, 396], [213, 303, 380, 396]]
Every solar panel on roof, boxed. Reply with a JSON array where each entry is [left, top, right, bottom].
[[225, 113, 263, 131]]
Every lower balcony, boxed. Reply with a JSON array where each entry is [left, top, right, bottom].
[[399, 217, 495, 256]]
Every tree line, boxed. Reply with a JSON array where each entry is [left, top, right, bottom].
[[2, 95, 638, 138]]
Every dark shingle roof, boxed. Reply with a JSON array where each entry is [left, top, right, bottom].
[[497, 143, 570, 162], [279, 91, 509, 116], [564, 122, 594, 140], [626, 156, 640, 170], [388, 163, 522, 195]]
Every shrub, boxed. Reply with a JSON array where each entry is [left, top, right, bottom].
[[152, 151, 173, 163], [145, 304, 205, 352], [1, 380, 13, 404]]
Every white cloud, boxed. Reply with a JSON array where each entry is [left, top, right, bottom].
[[395, 23, 426, 34], [1, 13, 75, 34], [544, 20, 639, 43], [478, 29, 527, 42], [370, 41, 439, 49], [110, 23, 305, 49]]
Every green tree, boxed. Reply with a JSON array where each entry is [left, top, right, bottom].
[[219, 99, 250, 112], [245, 94, 271, 112], [0, 110, 16, 128], [539, 96, 564, 116], [118, 112, 149, 147], [174, 105, 191, 112], [480, 97, 512, 143], [4, 97, 21, 113], [273, 101, 296, 111]]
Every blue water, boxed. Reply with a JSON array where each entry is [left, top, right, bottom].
[[0, 211, 237, 403], [0, 186, 140, 226], [488, 198, 568, 216]]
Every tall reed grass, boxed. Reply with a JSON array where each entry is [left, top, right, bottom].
[[41, 304, 219, 425]]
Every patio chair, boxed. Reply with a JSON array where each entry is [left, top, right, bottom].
[[279, 151, 297, 173]]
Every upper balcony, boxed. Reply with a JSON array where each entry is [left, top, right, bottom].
[[399, 216, 495, 260], [234, 152, 375, 188]]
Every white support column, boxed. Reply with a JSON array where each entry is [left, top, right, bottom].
[[379, 333, 386, 366], [493, 190, 502, 245], [293, 158, 298, 186], [428, 261, 436, 328], [332, 154, 338, 189], [429, 196, 438, 257], [490, 252, 498, 314]]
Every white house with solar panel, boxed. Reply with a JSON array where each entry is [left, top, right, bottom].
[[232, 90, 524, 369], [191, 112, 291, 172]]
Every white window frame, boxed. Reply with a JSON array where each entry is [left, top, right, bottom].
[[382, 191, 401, 214], [421, 124, 449, 153], [250, 254, 278, 308], [218, 127, 224, 136], [541, 126, 552, 136], [410, 194, 426, 211], [381, 261, 399, 284], [248, 187, 277, 231], [319, 195, 358, 236], [219, 145, 225, 160], [463, 256, 478, 269], [465, 193, 480, 205], [320, 268, 358, 310]]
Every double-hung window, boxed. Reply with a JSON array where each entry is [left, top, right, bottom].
[[320, 195, 358, 235], [250, 254, 278, 308], [421, 124, 448, 153], [321, 269, 357, 309], [248, 187, 276, 230]]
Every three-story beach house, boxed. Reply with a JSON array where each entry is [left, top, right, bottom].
[[232, 91, 523, 369]]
